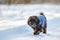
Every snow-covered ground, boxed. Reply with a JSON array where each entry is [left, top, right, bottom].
[[0, 4, 60, 40]]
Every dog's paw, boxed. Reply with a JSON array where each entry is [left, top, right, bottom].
[[34, 31, 40, 35]]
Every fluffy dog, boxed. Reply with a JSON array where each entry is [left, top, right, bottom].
[[27, 16, 47, 35]]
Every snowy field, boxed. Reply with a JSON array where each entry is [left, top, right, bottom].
[[0, 4, 60, 40]]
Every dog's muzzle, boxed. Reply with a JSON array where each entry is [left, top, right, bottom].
[[29, 22, 37, 27]]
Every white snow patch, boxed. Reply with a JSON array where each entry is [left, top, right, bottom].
[[0, 20, 26, 30]]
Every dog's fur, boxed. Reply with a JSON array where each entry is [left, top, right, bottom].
[[27, 16, 47, 35]]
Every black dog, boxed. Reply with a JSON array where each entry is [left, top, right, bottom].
[[27, 16, 47, 35]]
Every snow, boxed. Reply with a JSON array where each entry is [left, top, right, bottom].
[[0, 4, 60, 40]]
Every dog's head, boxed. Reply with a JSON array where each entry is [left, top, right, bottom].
[[27, 16, 40, 27]]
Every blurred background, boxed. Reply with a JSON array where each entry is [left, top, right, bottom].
[[0, 0, 60, 40], [0, 0, 60, 4]]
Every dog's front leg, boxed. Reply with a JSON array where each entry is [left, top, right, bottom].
[[33, 28, 40, 35]]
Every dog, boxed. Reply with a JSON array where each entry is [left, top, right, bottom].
[[27, 16, 47, 35]]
